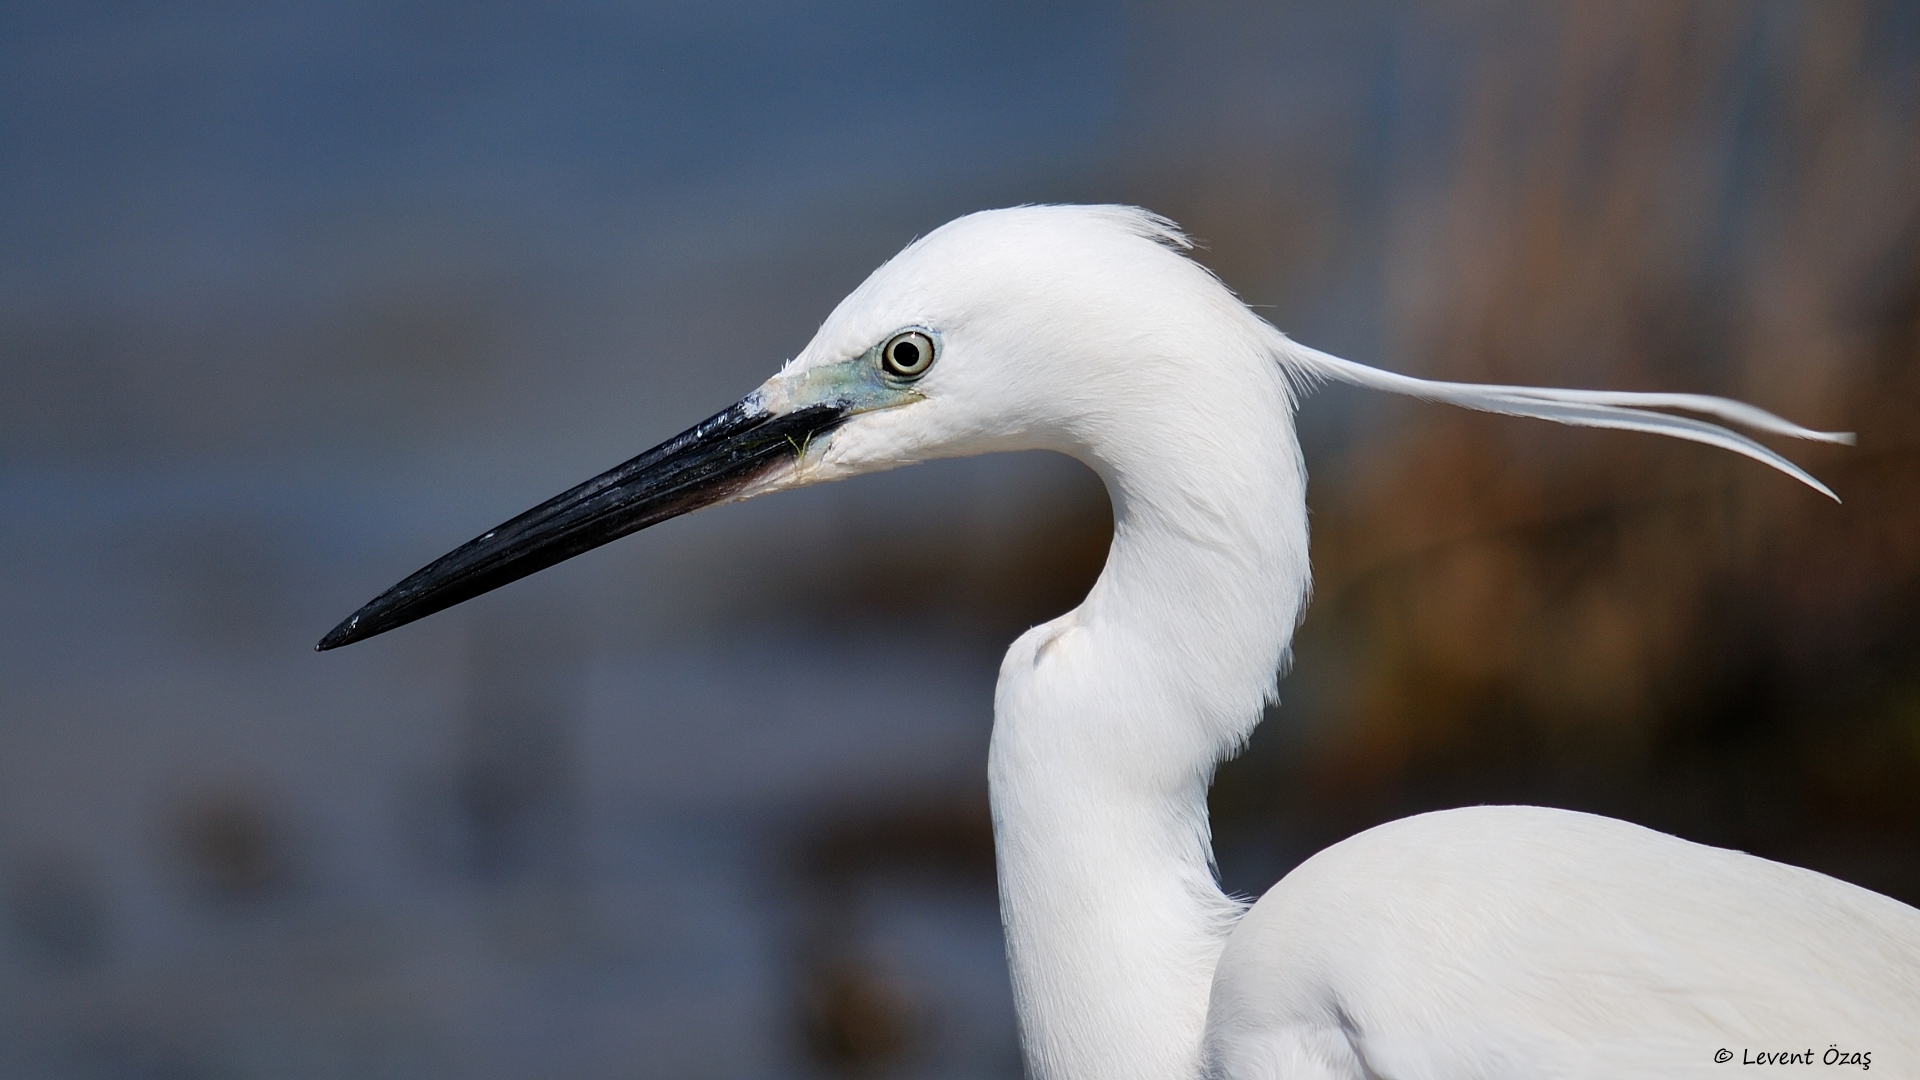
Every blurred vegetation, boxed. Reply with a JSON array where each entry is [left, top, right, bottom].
[[1208, 0, 1920, 904]]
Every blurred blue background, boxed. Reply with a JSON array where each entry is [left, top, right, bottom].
[[3, 3, 1917, 1078]]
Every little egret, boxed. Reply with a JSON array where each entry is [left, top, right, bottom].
[[321, 206, 1920, 1078]]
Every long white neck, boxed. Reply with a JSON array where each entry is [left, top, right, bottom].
[[988, 342, 1310, 1080]]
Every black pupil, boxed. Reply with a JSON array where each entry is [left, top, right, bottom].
[[892, 341, 921, 368]]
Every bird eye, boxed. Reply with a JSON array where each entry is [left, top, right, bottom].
[[879, 330, 936, 379]]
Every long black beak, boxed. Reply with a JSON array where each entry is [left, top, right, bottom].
[[317, 396, 847, 651]]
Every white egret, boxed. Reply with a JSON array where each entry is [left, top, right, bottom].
[[321, 206, 1920, 1078]]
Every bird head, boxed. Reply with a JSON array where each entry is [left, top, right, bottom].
[[317, 201, 1844, 652], [317, 205, 1261, 650]]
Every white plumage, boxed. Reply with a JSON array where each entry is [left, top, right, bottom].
[[325, 204, 1920, 1078], [772, 206, 1917, 1079], [1210, 808, 1918, 1078]]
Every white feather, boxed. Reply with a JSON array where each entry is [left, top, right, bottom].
[[747, 205, 1919, 1080], [331, 203, 1913, 1078], [753, 205, 1918, 1080], [1283, 340, 1852, 501]]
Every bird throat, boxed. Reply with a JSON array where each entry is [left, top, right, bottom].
[[987, 398, 1311, 1080]]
